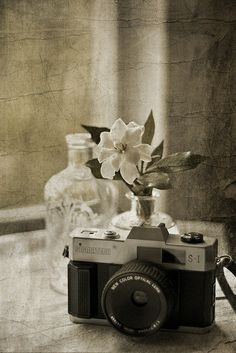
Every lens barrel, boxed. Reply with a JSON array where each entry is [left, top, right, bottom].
[[101, 260, 175, 336]]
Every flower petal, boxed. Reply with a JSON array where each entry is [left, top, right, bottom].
[[110, 119, 127, 144], [120, 160, 139, 184], [101, 158, 116, 179], [125, 146, 140, 165], [110, 153, 122, 171], [126, 122, 144, 145], [127, 121, 139, 128], [97, 148, 115, 163], [134, 144, 152, 162], [99, 131, 114, 148]]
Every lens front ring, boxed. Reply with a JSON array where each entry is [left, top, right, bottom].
[[101, 261, 175, 337]]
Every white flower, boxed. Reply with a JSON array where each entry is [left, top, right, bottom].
[[96, 119, 152, 184]]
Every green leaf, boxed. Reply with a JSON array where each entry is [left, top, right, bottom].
[[146, 140, 164, 170], [145, 155, 162, 172], [151, 140, 164, 157], [86, 159, 103, 178], [86, 159, 122, 180], [133, 172, 172, 194], [142, 110, 155, 145], [147, 152, 206, 173], [81, 125, 110, 144]]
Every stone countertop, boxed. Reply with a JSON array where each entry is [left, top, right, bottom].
[[0, 229, 235, 353]]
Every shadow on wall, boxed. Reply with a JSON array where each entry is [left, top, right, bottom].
[[165, 0, 236, 221]]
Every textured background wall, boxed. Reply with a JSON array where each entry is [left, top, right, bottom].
[[117, 0, 236, 221], [0, 0, 118, 208], [165, 1, 236, 221], [0, 0, 235, 221]]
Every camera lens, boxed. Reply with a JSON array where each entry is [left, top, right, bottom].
[[132, 290, 148, 306], [102, 260, 175, 337]]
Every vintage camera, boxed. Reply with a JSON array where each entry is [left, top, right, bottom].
[[66, 224, 217, 337]]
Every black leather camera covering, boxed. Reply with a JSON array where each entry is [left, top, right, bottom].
[[68, 260, 215, 328]]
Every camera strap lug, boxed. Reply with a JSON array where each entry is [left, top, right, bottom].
[[63, 245, 69, 258], [216, 255, 236, 313]]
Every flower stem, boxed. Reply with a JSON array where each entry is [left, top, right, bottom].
[[118, 169, 142, 195], [140, 161, 144, 175], [138, 199, 153, 224], [121, 178, 134, 193]]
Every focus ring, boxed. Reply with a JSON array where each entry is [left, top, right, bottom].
[[106, 260, 172, 294]]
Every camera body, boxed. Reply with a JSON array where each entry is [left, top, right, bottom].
[[67, 224, 217, 336]]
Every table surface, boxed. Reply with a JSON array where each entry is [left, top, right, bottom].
[[0, 228, 235, 353]]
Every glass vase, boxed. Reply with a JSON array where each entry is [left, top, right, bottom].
[[44, 133, 117, 294], [111, 191, 178, 233]]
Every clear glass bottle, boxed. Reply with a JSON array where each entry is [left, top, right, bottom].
[[45, 133, 117, 294]]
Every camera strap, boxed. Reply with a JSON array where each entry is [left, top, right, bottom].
[[216, 255, 236, 312]]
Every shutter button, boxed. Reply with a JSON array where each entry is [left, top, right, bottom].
[[104, 230, 120, 239], [181, 232, 204, 244]]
